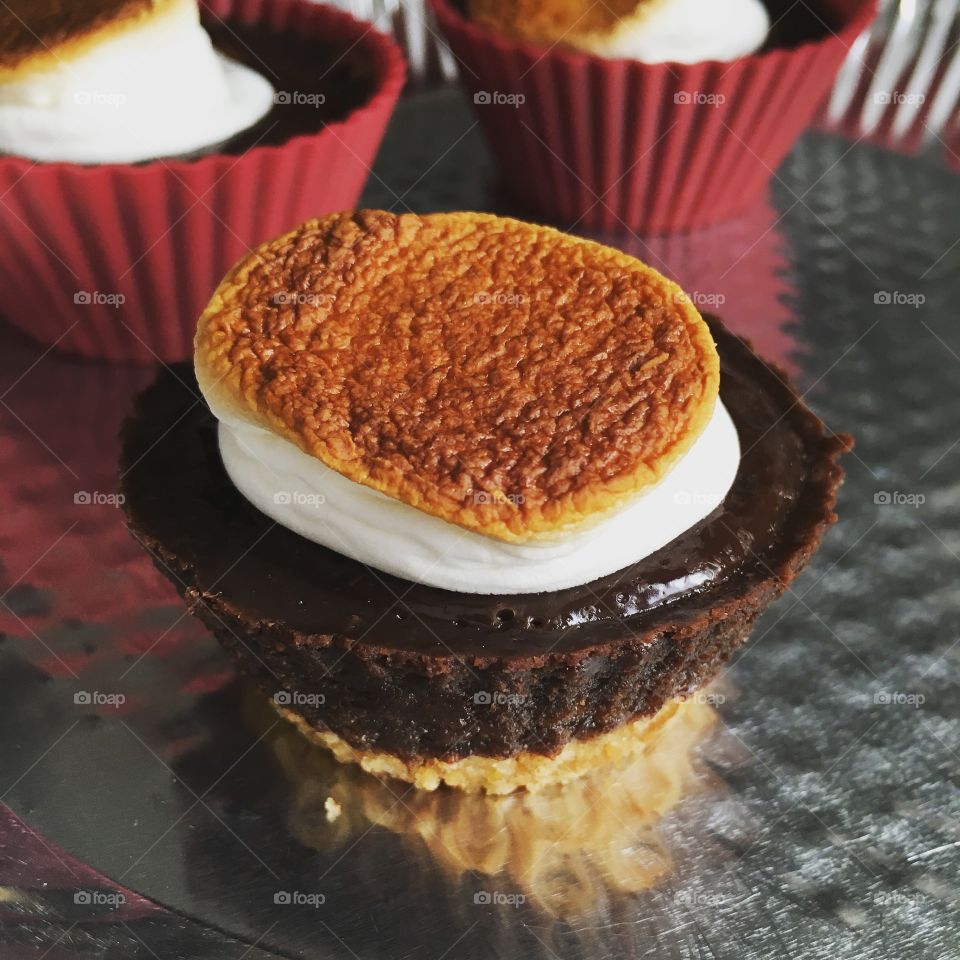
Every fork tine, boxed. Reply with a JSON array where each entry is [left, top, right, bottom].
[[376, 0, 395, 28], [345, 0, 365, 21], [891, 0, 956, 140], [403, 0, 428, 80], [924, 42, 960, 142], [860, 0, 925, 135], [827, 0, 901, 126], [826, 25, 878, 124]]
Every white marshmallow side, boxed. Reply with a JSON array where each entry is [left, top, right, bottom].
[[215, 402, 741, 595], [0, 0, 274, 163], [588, 0, 770, 63]]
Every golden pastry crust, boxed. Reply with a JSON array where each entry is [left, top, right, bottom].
[[467, 0, 669, 51], [195, 210, 719, 543], [275, 698, 687, 795], [0, 0, 186, 80]]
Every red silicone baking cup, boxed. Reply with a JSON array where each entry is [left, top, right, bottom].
[[0, 0, 405, 364], [432, 0, 876, 235]]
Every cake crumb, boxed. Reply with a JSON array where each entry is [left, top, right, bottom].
[[324, 797, 342, 822]]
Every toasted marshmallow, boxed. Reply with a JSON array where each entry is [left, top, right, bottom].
[[195, 211, 737, 594], [469, 0, 770, 64], [581, 0, 770, 63], [0, 0, 274, 163]]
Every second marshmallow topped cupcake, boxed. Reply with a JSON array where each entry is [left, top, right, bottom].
[[122, 211, 850, 794], [0, 0, 405, 363], [0, 0, 275, 164], [432, 0, 877, 233]]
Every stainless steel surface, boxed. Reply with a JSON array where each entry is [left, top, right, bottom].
[[1, 90, 959, 959]]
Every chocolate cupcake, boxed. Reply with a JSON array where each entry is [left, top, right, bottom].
[[120, 210, 850, 794], [0, 0, 405, 362]]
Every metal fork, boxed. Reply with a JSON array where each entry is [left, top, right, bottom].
[[827, 0, 960, 146], [327, 0, 459, 84]]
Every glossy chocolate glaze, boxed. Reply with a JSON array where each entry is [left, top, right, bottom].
[[120, 318, 822, 659], [203, 17, 376, 156]]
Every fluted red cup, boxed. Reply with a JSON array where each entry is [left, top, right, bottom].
[[0, 0, 406, 363], [432, 0, 876, 235]]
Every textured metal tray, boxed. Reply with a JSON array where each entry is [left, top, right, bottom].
[[1, 89, 958, 959]]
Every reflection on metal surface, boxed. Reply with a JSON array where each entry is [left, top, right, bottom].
[[259, 692, 720, 918], [594, 196, 801, 377]]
